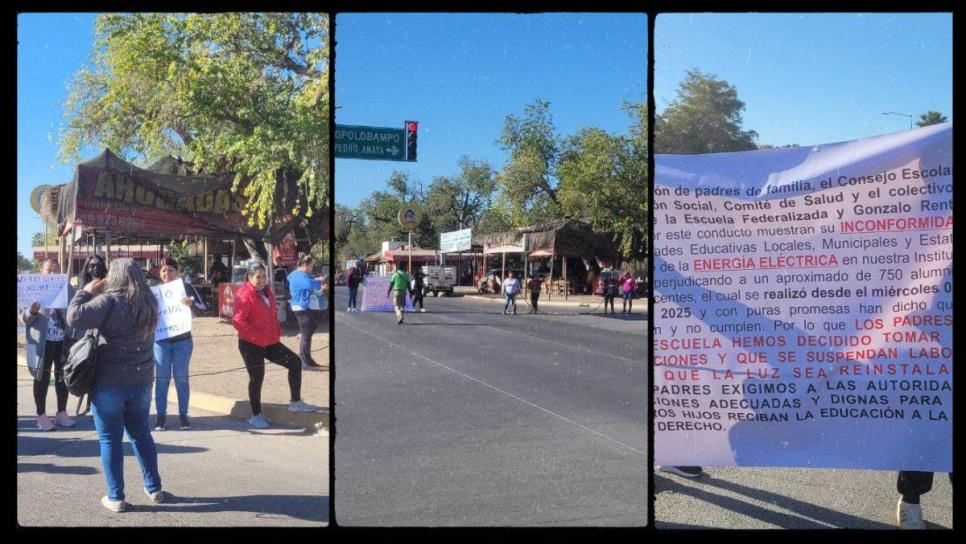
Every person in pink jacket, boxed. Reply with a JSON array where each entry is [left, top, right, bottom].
[[232, 261, 317, 428], [621, 272, 637, 314]]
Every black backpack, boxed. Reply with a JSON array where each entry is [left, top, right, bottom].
[[64, 298, 115, 415]]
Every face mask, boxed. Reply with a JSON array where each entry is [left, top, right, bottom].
[[88, 261, 107, 279]]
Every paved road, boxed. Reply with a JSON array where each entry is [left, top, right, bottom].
[[333, 286, 648, 526], [17, 376, 328, 527], [655, 466, 953, 529]]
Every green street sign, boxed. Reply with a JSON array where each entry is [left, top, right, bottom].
[[335, 124, 407, 161]]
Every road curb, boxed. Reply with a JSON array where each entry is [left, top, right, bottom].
[[16, 352, 328, 431], [171, 387, 330, 431]]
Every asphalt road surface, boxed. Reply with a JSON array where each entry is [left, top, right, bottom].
[[655, 466, 952, 529], [333, 286, 648, 526], [17, 378, 328, 527]]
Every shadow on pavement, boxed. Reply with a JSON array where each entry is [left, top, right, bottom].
[[17, 431, 209, 458], [18, 462, 99, 475], [131, 493, 328, 522], [654, 473, 893, 529]]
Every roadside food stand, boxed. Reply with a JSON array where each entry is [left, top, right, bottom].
[[476, 220, 620, 300], [38, 149, 300, 321]]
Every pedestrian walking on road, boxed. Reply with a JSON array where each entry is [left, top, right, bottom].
[[153, 259, 205, 432], [621, 273, 636, 314], [232, 261, 318, 429], [603, 274, 618, 314], [527, 274, 542, 313], [287, 254, 324, 371], [896, 470, 953, 529], [502, 271, 521, 315], [346, 267, 361, 311], [66, 258, 168, 513], [411, 268, 426, 312], [387, 266, 411, 324], [20, 258, 83, 431]]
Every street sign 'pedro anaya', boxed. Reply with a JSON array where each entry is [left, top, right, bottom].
[[335, 124, 406, 161]]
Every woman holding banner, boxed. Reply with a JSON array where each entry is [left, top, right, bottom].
[[233, 261, 317, 429], [20, 258, 83, 431], [153, 258, 206, 431], [66, 258, 168, 512]]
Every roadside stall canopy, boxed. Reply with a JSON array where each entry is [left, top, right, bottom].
[[475, 219, 619, 259], [43, 149, 296, 245]]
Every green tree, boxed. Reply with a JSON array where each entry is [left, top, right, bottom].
[[917, 111, 948, 127], [557, 102, 649, 259], [18, 251, 37, 272], [655, 68, 758, 154], [424, 156, 497, 233], [495, 99, 562, 225], [59, 13, 329, 257], [31, 230, 59, 248]]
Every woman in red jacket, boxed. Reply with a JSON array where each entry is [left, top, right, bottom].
[[232, 261, 318, 428]]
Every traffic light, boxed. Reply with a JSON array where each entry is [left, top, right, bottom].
[[406, 120, 418, 161]]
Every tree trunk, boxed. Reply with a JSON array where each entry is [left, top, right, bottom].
[[242, 238, 267, 262]]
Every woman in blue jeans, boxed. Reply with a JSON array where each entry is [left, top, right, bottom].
[[154, 258, 206, 431], [67, 258, 168, 513]]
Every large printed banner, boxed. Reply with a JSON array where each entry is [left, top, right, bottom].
[[654, 124, 952, 471], [17, 274, 68, 310], [360, 275, 414, 312], [152, 279, 192, 341]]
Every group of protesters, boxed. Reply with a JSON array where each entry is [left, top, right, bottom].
[[20, 252, 325, 512]]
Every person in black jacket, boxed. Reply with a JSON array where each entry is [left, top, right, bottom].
[[67, 258, 168, 513]]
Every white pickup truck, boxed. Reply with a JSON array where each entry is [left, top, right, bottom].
[[421, 265, 456, 297]]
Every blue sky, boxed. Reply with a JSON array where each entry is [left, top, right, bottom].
[[17, 13, 100, 260], [335, 13, 648, 207], [655, 13, 953, 148]]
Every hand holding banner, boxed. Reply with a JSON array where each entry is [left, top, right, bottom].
[[152, 279, 193, 340], [17, 274, 68, 310]]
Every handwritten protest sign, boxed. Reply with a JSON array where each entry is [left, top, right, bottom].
[[152, 279, 192, 341], [17, 274, 68, 310], [653, 124, 952, 471], [360, 275, 414, 312]]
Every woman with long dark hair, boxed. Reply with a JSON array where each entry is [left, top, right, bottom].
[[233, 261, 317, 428], [81, 254, 108, 285], [67, 258, 168, 512], [153, 258, 206, 431]]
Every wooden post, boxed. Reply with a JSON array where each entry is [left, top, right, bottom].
[[501, 251, 506, 286], [65, 235, 75, 279], [408, 231, 413, 273], [203, 238, 209, 280], [58, 229, 67, 271], [522, 233, 528, 295], [105, 230, 112, 266], [548, 254, 554, 301], [563, 254, 568, 301]]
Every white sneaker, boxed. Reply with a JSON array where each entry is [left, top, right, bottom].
[[897, 499, 926, 529], [346, 307, 352, 312], [145, 488, 168, 504], [249, 414, 270, 428], [53, 411, 76, 427], [36, 414, 55, 431], [289, 400, 318, 413], [420, 308, 426, 312], [101, 495, 127, 513]]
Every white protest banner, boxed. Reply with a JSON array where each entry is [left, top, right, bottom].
[[17, 274, 68, 310], [152, 279, 192, 341], [654, 123, 952, 471], [360, 275, 414, 312]]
